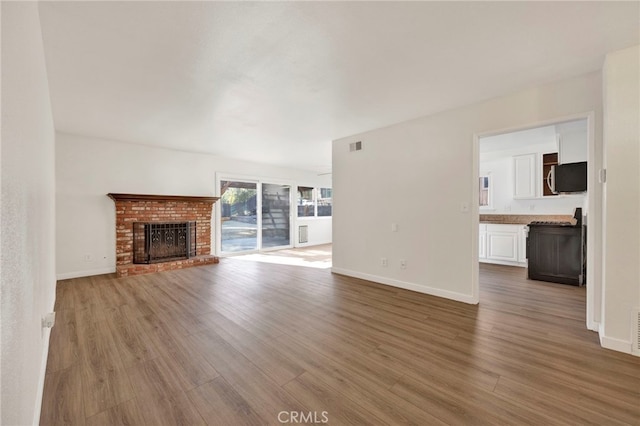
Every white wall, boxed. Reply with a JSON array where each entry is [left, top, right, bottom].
[[56, 132, 331, 279], [333, 72, 602, 304], [601, 45, 640, 354], [1, 3, 57, 424], [296, 217, 332, 247]]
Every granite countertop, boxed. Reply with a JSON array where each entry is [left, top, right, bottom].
[[480, 214, 574, 225]]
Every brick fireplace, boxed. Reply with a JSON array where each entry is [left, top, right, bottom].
[[107, 193, 219, 277]]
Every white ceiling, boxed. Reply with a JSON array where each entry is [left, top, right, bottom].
[[38, 1, 639, 173], [479, 118, 587, 154]]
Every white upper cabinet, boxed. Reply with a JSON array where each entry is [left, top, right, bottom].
[[513, 153, 537, 199], [556, 120, 588, 164]]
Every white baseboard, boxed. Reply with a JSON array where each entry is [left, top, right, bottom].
[[479, 259, 527, 268], [56, 266, 115, 280], [599, 327, 633, 355], [331, 267, 478, 305]]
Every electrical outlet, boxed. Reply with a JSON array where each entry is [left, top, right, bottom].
[[400, 259, 407, 269], [84, 254, 94, 262], [42, 312, 56, 329], [381, 258, 388, 267]]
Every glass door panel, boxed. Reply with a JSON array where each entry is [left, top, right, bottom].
[[261, 183, 291, 248], [220, 180, 258, 253]]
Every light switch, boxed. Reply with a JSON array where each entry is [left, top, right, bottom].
[[391, 223, 398, 232], [461, 203, 469, 213]]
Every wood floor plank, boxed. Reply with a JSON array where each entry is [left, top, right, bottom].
[[282, 372, 382, 425], [136, 313, 219, 391], [126, 357, 206, 425], [197, 310, 305, 386], [104, 305, 158, 368], [188, 329, 308, 423], [187, 376, 264, 426], [40, 366, 85, 426], [45, 308, 80, 373], [272, 333, 446, 425], [41, 253, 640, 425], [85, 398, 145, 426], [493, 375, 630, 426]]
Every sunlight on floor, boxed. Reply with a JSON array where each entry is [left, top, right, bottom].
[[232, 245, 332, 269]]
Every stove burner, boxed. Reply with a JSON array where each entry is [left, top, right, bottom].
[[529, 221, 573, 226]]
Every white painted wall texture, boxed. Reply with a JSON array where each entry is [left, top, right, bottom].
[[1, 3, 57, 424], [602, 45, 640, 353], [56, 132, 332, 279], [333, 72, 602, 305]]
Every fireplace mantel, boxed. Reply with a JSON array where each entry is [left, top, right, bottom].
[[107, 193, 219, 203]]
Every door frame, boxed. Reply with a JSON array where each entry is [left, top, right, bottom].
[[472, 111, 599, 332]]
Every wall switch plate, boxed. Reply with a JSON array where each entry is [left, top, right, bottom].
[[461, 202, 469, 213], [599, 169, 607, 183], [381, 258, 388, 267], [400, 259, 407, 269], [391, 223, 398, 232]]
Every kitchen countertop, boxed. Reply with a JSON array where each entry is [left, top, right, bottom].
[[480, 214, 574, 225]]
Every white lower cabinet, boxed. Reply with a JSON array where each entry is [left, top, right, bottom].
[[479, 223, 527, 267], [518, 225, 528, 263]]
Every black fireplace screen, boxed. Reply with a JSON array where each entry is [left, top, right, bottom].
[[133, 221, 196, 264]]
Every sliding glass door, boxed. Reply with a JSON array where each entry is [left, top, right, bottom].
[[220, 180, 258, 253], [219, 179, 292, 254], [261, 183, 291, 248]]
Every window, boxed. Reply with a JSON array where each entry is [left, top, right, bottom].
[[297, 186, 315, 217], [479, 173, 492, 209], [317, 188, 332, 217], [297, 186, 332, 217]]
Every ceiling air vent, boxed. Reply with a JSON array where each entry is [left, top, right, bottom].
[[349, 141, 362, 152]]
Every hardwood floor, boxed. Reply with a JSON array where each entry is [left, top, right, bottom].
[[41, 260, 640, 425]]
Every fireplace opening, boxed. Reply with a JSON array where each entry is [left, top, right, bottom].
[[133, 221, 196, 264]]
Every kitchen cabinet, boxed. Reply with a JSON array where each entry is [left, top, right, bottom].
[[479, 224, 487, 259], [479, 224, 526, 267], [518, 225, 528, 263], [527, 224, 585, 285], [557, 123, 588, 164], [487, 225, 518, 262], [513, 153, 537, 199]]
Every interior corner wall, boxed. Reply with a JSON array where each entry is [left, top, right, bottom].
[[601, 45, 640, 354], [1, 2, 57, 425], [55, 132, 331, 279], [332, 71, 602, 304]]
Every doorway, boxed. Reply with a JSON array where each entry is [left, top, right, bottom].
[[474, 113, 599, 332]]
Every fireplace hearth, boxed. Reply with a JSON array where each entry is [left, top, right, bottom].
[[133, 221, 196, 264]]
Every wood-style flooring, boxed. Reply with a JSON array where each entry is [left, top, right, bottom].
[[41, 259, 640, 425]]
